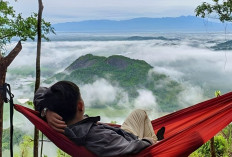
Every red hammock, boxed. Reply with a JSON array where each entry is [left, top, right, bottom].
[[14, 92, 232, 157]]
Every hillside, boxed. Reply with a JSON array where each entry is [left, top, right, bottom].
[[53, 16, 225, 32], [211, 40, 232, 50], [46, 54, 182, 111]]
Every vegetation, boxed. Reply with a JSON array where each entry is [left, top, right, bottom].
[[57, 149, 71, 157], [17, 135, 33, 157], [190, 124, 232, 156], [195, 0, 232, 23], [2, 128, 25, 151], [0, 1, 54, 50]]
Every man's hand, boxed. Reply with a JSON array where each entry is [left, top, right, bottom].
[[46, 110, 67, 133]]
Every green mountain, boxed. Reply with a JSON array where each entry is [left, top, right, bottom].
[[46, 54, 182, 111]]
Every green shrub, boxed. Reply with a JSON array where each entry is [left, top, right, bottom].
[[191, 135, 229, 157]]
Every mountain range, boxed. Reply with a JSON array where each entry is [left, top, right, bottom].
[[53, 16, 226, 32]]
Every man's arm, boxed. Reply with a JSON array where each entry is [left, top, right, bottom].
[[34, 87, 67, 133], [46, 110, 67, 133], [67, 126, 152, 157]]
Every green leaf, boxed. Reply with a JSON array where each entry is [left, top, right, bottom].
[[0, 0, 55, 49]]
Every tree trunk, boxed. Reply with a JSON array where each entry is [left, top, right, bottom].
[[210, 137, 216, 157], [0, 67, 6, 157], [210, 92, 220, 157], [0, 41, 22, 157], [33, 0, 43, 157]]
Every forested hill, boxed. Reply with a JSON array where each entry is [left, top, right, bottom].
[[46, 54, 182, 111], [65, 54, 153, 72]]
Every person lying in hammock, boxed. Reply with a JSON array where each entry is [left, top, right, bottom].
[[34, 81, 165, 157]]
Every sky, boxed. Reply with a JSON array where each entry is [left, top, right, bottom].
[[8, 0, 213, 24]]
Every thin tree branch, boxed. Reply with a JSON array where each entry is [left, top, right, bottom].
[[220, 130, 228, 139], [34, 1, 44, 157]]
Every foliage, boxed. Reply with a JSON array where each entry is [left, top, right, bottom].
[[57, 149, 71, 157], [221, 124, 232, 154], [0, 0, 55, 51], [2, 127, 25, 151], [18, 135, 33, 157], [190, 133, 230, 156], [26, 101, 34, 107], [13, 135, 33, 157], [110, 121, 117, 124], [195, 0, 232, 23]]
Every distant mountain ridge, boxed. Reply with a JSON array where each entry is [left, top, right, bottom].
[[211, 40, 232, 50], [53, 16, 225, 32]]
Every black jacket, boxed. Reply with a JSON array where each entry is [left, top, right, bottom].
[[65, 116, 152, 157]]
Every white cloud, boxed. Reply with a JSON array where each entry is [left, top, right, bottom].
[[8, 0, 214, 23], [149, 67, 184, 82], [133, 89, 159, 110], [177, 83, 207, 108], [81, 79, 124, 107], [17, 99, 30, 104]]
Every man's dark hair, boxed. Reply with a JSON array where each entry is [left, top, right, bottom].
[[42, 81, 81, 122]]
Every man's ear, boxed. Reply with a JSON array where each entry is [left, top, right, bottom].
[[77, 101, 84, 112]]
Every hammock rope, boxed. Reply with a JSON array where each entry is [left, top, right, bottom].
[[12, 91, 232, 157]]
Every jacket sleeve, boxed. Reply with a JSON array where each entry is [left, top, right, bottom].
[[85, 126, 152, 157], [33, 87, 48, 113]]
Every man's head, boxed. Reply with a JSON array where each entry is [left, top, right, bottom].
[[42, 81, 83, 123]]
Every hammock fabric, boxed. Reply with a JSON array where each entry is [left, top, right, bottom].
[[14, 91, 232, 157]]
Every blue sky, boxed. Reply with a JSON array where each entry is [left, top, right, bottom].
[[8, 0, 212, 24]]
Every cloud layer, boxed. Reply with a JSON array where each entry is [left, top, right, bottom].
[[8, 0, 213, 23]]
